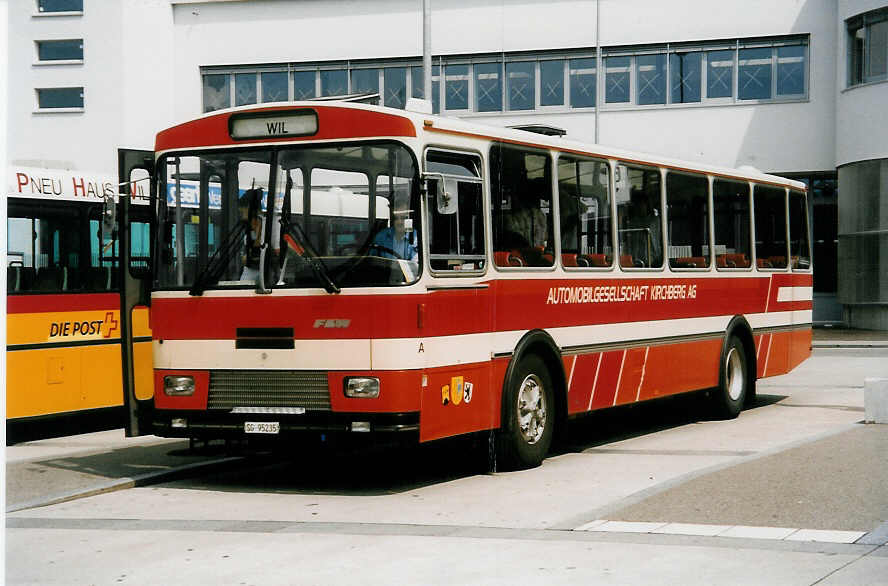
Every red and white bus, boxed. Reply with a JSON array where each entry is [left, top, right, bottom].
[[116, 100, 812, 469]]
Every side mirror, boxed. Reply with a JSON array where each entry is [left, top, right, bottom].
[[101, 194, 117, 243], [436, 178, 459, 215]]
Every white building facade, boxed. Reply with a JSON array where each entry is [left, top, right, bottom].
[[6, 0, 888, 328]]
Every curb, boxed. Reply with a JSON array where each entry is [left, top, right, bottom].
[[812, 341, 888, 349], [6, 456, 243, 514]]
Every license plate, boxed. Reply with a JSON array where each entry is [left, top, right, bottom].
[[244, 421, 280, 434]]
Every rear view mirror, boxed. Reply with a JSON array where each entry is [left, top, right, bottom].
[[436, 178, 458, 215], [101, 194, 117, 243]]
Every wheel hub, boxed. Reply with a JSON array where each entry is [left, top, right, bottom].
[[517, 374, 547, 444]]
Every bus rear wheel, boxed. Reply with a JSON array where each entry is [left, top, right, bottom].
[[497, 354, 555, 470], [710, 336, 748, 419]]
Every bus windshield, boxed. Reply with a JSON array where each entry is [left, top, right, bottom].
[[156, 142, 420, 291]]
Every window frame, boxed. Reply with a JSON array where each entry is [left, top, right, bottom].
[[34, 86, 84, 112], [713, 178, 754, 272], [555, 152, 616, 272], [615, 162, 666, 272], [489, 142, 557, 273], [665, 170, 713, 272], [34, 39, 84, 64], [752, 184, 791, 272], [423, 146, 488, 277]]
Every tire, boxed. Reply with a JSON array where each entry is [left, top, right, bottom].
[[496, 354, 555, 470], [710, 336, 748, 419]]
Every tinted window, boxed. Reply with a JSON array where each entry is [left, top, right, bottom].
[[37, 87, 83, 109], [490, 144, 554, 267], [713, 179, 751, 268], [617, 164, 662, 268], [426, 151, 485, 272], [411, 65, 440, 113], [606, 56, 631, 103], [789, 190, 811, 270], [384, 67, 407, 108], [666, 173, 710, 268], [320, 69, 347, 97], [474, 62, 502, 112], [38, 0, 82, 12], [738, 48, 772, 100], [507, 61, 535, 110], [235, 73, 257, 106], [350, 69, 379, 95], [445, 65, 469, 110], [776, 45, 806, 96], [753, 185, 788, 269], [203, 74, 229, 112], [293, 71, 316, 100], [542, 60, 566, 106], [670, 52, 701, 103], [637, 54, 666, 105], [37, 39, 83, 61], [558, 156, 612, 268], [261, 72, 288, 102], [707, 50, 734, 98], [568, 58, 595, 108]]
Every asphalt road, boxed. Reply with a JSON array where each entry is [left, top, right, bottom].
[[6, 347, 888, 585]]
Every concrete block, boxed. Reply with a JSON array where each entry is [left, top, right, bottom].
[[864, 378, 888, 424]]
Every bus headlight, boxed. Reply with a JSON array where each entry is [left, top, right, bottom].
[[344, 377, 380, 398], [164, 375, 195, 396]]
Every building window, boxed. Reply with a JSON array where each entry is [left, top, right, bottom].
[[37, 0, 82, 13], [543, 59, 566, 107], [445, 64, 469, 111], [410, 64, 440, 113], [384, 67, 407, 108], [706, 49, 734, 98], [738, 47, 772, 100], [605, 56, 631, 103], [350, 68, 379, 95], [235, 72, 256, 106], [474, 62, 502, 112], [568, 58, 595, 108], [320, 69, 347, 97], [36, 87, 84, 109], [848, 8, 888, 86], [36, 39, 83, 62], [637, 53, 666, 105], [293, 70, 316, 100], [261, 71, 288, 102], [670, 51, 701, 103], [203, 74, 230, 112], [507, 61, 535, 110], [200, 34, 808, 113]]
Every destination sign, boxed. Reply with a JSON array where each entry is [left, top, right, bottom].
[[229, 110, 318, 140]]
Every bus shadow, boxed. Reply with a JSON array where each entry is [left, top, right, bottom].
[[164, 392, 788, 497], [557, 391, 787, 453]]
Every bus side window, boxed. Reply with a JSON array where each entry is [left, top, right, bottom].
[[558, 155, 612, 268], [490, 143, 554, 268], [753, 184, 789, 269], [789, 190, 811, 269], [666, 172, 710, 269], [713, 179, 752, 269], [425, 149, 485, 272], [617, 163, 662, 268]]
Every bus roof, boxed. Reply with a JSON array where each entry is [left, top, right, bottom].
[[156, 100, 807, 192]]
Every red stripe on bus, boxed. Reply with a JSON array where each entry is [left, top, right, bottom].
[[150, 275, 812, 341], [155, 105, 417, 152], [7, 293, 120, 314]]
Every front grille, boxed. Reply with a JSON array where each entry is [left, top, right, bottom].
[[208, 370, 331, 412]]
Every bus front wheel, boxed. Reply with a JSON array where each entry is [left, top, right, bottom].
[[710, 336, 748, 419], [497, 354, 555, 470]]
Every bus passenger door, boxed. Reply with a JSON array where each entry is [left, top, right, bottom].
[[420, 149, 495, 442], [117, 148, 155, 436]]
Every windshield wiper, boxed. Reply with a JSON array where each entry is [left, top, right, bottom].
[[189, 221, 248, 296], [281, 218, 340, 294]]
